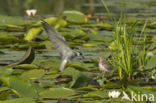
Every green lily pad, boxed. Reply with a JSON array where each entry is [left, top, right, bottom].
[[62, 10, 85, 23], [24, 27, 42, 41], [145, 55, 156, 69], [67, 62, 89, 71], [8, 46, 35, 67], [0, 68, 13, 78], [82, 90, 109, 100], [33, 17, 67, 28], [0, 76, 38, 98], [39, 88, 75, 98], [63, 67, 90, 88], [21, 69, 45, 80], [0, 98, 37, 103], [13, 64, 38, 70], [0, 35, 26, 44]]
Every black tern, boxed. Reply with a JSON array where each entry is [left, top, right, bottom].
[[42, 20, 84, 72]]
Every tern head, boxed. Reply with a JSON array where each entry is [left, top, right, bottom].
[[74, 51, 85, 59], [98, 57, 103, 63]]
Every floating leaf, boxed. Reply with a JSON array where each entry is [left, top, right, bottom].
[[24, 27, 42, 41], [62, 10, 85, 23], [0, 76, 38, 98], [82, 90, 109, 99], [63, 67, 90, 88], [33, 17, 67, 28], [13, 64, 38, 70], [83, 43, 96, 47], [39, 88, 75, 98], [148, 21, 156, 29], [0, 87, 10, 92], [0, 35, 26, 44], [0, 68, 13, 78], [8, 46, 35, 67], [145, 55, 156, 69], [67, 62, 89, 71], [128, 85, 143, 94], [96, 23, 112, 30], [0, 98, 36, 103], [21, 69, 45, 80]]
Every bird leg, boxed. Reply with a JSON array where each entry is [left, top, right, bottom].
[[102, 71, 105, 80]]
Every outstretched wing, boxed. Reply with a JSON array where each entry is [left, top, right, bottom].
[[42, 20, 73, 57]]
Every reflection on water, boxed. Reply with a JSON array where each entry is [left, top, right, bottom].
[[0, 0, 155, 17]]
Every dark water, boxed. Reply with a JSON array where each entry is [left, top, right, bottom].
[[0, 0, 156, 16]]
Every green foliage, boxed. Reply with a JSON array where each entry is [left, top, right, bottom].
[[63, 67, 90, 88], [24, 27, 42, 41], [14, 64, 38, 70], [0, 98, 37, 103], [109, 12, 149, 81], [0, 15, 32, 26], [24, 17, 67, 41], [145, 55, 156, 69], [62, 10, 86, 23], [0, 76, 38, 98], [39, 88, 75, 98], [0, 35, 26, 45], [21, 69, 45, 80]]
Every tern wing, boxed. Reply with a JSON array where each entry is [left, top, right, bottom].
[[42, 20, 73, 56]]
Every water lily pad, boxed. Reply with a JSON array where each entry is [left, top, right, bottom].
[[33, 17, 67, 28], [24, 27, 42, 41], [8, 46, 35, 67], [63, 67, 90, 88], [62, 10, 85, 23], [0, 35, 26, 44], [67, 62, 89, 71], [0, 68, 13, 78], [21, 69, 45, 80], [145, 55, 156, 69], [0, 98, 36, 103], [13, 64, 38, 70], [0, 76, 38, 98], [39, 88, 75, 98], [82, 90, 109, 99]]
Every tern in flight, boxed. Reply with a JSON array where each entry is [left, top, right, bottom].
[[42, 20, 84, 72]]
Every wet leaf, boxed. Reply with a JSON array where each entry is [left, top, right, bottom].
[[145, 55, 156, 69], [21, 69, 45, 80], [0, 98, 37, 103], [96, 23, 112, 30], [0, 87, 10, 92], [62, 10, 85, 23], [67, 62, 89, 71], [8, 46, 35, 67], [39, 88, 75, 98], [63, 67, 90, 88], [82, 90, 109, 99], [0, 76, 38, 98], [0, 35, 26, 44], [33, 17, 67, 28], [24, 27, 42, 41], [13, 64, 38, 70], [0, 68, 13, 78], [128, 85, 143, 94]]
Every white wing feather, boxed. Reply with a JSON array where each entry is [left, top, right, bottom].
[[59, 59, 68, 72]]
